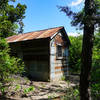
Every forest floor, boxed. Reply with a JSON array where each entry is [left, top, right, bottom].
[[0, 75, 79, 100]]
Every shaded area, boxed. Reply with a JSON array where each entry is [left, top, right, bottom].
[[0, 96, 15, 100]]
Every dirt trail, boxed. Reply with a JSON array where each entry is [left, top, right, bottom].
[[0, 75, 79, 100]]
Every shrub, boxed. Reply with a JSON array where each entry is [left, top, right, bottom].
[[23, 86, 35, 97], [91, 83, 100, 100], [0, 38, 24, 95], [62, 86, 80, 100]]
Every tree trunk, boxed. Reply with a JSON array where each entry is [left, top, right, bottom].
[[80, 0, 95, 100], [80, 24, 94, 100]]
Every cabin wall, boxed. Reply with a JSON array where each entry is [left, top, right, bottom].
[[9, 32, 69, 81], [10, 38, 50, 81], [50, 32, 69, 81]]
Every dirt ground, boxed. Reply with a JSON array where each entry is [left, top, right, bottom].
[[0, 75, 79, 100]]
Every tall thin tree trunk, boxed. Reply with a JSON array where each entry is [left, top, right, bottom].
[[80, 0, 95, 100], [80, 24, 94, 100]]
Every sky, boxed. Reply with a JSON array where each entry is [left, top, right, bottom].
[[14, 0, 84, 36]]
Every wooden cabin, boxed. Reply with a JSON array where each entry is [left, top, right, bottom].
[[7, 26, 70, 81]]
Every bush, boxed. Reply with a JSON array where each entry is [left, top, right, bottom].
[[91, 83, 100, 100], [69, 35, 82, 73], [62, 86, 80, 100], [0, 38, 24, 95]]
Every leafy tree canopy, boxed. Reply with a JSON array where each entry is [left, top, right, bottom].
[[0, 0, 26, 95], [0, 0, 27, 38], [69, 35, 82, 73], [58, 0, 100, 30], [69, 32, 100, 75]]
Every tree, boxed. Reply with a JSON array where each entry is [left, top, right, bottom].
[[58, 0, 100, 99], [0, 0, 26, 95], [0, 0, 26, 38], [79, 0, 95, 99], [69, 36, 82, 73]]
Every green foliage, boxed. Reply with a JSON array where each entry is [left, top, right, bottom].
[[91, 32, 100, 83], [91, 83, 100, 99], [62, 86, 80, 100], [0, 0, 27, 38], [0, 38, 24, 94], [67, 33, 100, 100], [69, 35, 82, 73], [0, 0, 26, 96], [69, 32, 100, 75], [48, 95, 52, 99], [90, 33, 100, 99], [91, 67, 100, 83], [61, 75, 66, 81], [48, 93, 56, 99], [14, 84, 21, 91], [23, 86, 35, 94], [0, 82, 7, 95], [59, 0, 100, 31], [59, 0, 100, 30], [0, 87, 6, 95], [59, 0, 100, 99], [93, 32, 100, 66]]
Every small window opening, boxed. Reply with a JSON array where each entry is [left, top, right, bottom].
[[57, 45, 62, 58]]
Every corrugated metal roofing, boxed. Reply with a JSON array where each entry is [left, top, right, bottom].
[[7, 26, 63, 43]]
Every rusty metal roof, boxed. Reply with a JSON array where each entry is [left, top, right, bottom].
[[6, 26, 63, 43]]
